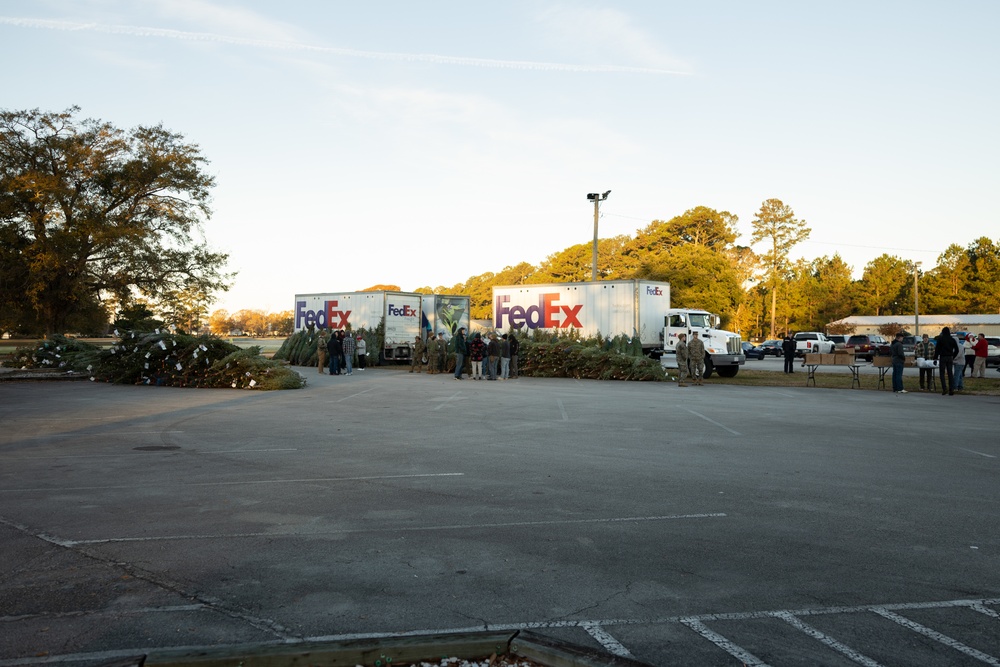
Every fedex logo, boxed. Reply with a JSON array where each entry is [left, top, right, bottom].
[[495, 294, 583, 330], [387, 304, 418, 318], [295, 300, 352, 330], [646, 286, 664, 296]]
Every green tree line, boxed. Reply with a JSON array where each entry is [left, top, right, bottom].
[[417, 203, 1000, 340]]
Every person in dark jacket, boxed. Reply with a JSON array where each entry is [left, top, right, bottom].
[[452, 327, 467, 380], [890, 332, 906, 394], [781, 334, 796, 374], [933, 326, 959, 396], [509, 334, 520, 379], [328, 330, 344, 375]]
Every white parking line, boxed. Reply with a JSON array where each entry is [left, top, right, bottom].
[[5, 598, 1000, 667], [871, 608, 1000, 666], [682, 408, 741, 436], [336, 388, 375, 402], [60, 512, 728, 545], [680, 617, 770, 666], [581, 622, 634, 658], [1, 472, 464, 493], [556, 398, 568, 421], [957, 447, 996, 458], [776, 612, 884, 666]]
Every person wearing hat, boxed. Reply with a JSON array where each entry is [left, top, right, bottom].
[[890, 331, 906, 394], [355, 334, 367, 371], [410, 333, 425, 373]]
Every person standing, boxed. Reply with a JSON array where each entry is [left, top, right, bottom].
[[509, 334, 520, 379], [452, 327, 468, 380], [341, 331, 356, 376], [781, 333, 796, 374], [964, 334, 976, 376], [410, 334, 425, 373], [890, 332, 907, 394], [675, 333, 690, 387], [316, 328, 328, 375], [426, 333, 440, 374], [934, 327, 958, 396], [500, 334, 511, 380], [688, 331, 706, 385], [436, 332, 448, 374], [469, 333, 486, 380], [355, 334, 367, 371], [328, 330, 343, 375], [953, 338, 967, 391], [973, 333, 989, 378], [486, 333, 500, 380], [914, 333, 935, 391]]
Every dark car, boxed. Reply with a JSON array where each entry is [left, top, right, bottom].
[[847, 334, 891, 362], [757, 339, 783, 357], [742, 341, 765, 360]]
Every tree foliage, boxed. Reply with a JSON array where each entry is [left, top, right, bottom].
[[750, 199, 810, 338], [0, 107, 231, 335]]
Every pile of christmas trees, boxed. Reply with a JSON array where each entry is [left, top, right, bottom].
[[517, 331, 665, 381], [4, 332, 304, 390]]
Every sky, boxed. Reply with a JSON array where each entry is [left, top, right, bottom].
[[2, 1, 998, 315]]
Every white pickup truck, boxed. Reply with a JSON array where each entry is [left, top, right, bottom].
[[794, 331, 835, 357]]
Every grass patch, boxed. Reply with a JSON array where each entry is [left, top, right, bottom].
[[695, 368, 1000, 395]]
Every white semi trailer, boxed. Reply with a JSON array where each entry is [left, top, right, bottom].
[[492, 279, 745, 377], [293, 291, 423, 362]]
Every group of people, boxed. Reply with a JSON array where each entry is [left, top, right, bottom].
[[316, 329, 367, 376], [673, 331, 706, 386], [410, 327, 520, 381], [893, 328, 991, 395]]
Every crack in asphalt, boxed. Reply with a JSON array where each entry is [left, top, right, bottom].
[[0, 514, 300, 642]]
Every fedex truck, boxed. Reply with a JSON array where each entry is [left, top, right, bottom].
[[492, 279, 745, 377], [421, 295, 471, 339], [294, 291, 423, 362]]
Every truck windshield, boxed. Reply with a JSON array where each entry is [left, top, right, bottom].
[[688, 314, 711, 328]]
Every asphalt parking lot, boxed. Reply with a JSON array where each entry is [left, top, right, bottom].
[[1, 368, 999, 666]]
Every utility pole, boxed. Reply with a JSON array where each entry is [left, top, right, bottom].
[[586, 190, 611, 281], [913, 261, 921, 336]]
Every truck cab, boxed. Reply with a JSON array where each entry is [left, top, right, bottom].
[[661, 309, 745, 378]]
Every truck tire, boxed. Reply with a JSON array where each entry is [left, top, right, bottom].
[[716, 365, 739, 378], [703, 358, 714, 379]]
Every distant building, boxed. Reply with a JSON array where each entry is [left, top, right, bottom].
[[829, 314, 1000, 337]]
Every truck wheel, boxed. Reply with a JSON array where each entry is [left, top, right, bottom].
[[716, 366, 739, 378], [703, 358, 714, 379]]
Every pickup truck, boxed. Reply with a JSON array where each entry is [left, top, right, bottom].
[[794, 331, 835, 356]]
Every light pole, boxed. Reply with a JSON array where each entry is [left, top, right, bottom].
[[586, 190, 611, 281], [913, 261, 922, 336]]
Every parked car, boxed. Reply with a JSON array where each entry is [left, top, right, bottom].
[[741, 341, 765, 360], [827, 334, 848, 350], [900, 335, 917, 356], [757, 339, 784, 357], [793, 331, 835, 356], [984, 336, 1000, 368], [847, 334, 891, 362]]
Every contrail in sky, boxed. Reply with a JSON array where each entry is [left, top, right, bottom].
[[0, 17, 687, 75]]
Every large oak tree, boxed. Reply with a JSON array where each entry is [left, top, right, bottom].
[[0, 107, 231, 335]]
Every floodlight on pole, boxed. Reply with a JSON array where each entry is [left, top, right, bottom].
[[587, 190, 611, 281]]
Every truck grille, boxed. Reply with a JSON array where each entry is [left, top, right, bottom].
[[728, 336, 742, 355]]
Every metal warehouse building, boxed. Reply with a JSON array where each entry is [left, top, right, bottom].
[[829, 314, 1000, 337]]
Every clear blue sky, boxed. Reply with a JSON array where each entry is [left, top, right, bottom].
[[3, 1, 997, 314]]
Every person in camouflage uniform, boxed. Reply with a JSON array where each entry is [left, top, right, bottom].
[[410, 334, 425, 373], [425, 332, 440, 374], [675, 333, 689, 387], [316, 328, 328, 374], [688, 331, 706, 385]]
